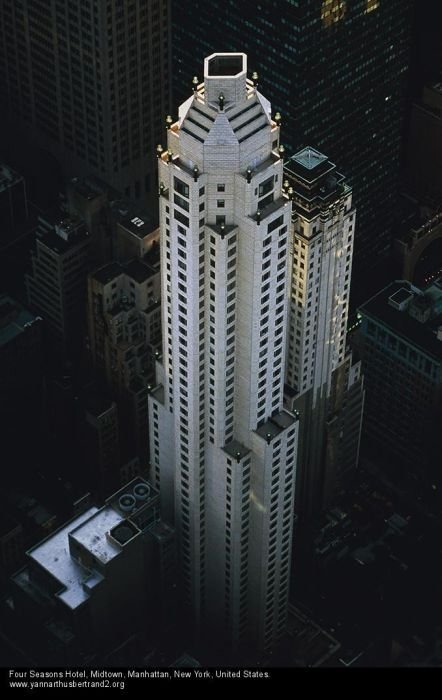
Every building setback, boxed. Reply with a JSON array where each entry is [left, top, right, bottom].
[[149, 54, 298, 653], [0, 0, 171, 210], [172, 0, 414, 292]]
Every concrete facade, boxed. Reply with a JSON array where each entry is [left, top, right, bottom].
[[149, 54, 298, 652]]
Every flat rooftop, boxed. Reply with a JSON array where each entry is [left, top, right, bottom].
[[118, 214, 156, 239], [359, 281, 442, 361], [223, 439, 251, 462], [21, 477, 157, 611], [92, 262, 124, 285], [0, 296, 40, 347], [69, 507, 123, 564], [27, 507, 100, 609], [37, 225, 89, 255], [125, 258, 155, 284], [255, 410, 297, 442]]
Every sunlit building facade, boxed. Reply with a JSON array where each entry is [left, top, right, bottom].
[[284, 149, 364, 516], [149, 53, 298, 652]]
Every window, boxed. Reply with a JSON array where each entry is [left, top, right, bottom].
[[174, 193, 189, 211], [174, 210, 189, 227], [217, 200, 225, 208], [268, 216, 283, 233], [216, 215, 226, 226], [174, 177, 189, 198], [217, 183, 225, 192], [259, 176, 274, 198]]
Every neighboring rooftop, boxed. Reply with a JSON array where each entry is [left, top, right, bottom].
[[287, 147, 336, 183], [37, 219, 90, 254], [292, 147, 328, 171], [69, 507, 123, 564], [26, 507, 100, 609], [22, 477, 157, 610], [359, 281, 442, 360], [125, 258, 155, 284], [92, 255, 159, 286], [118, 214, 157, 239], [70, 175, 106, 201], [0, 296, 40, 347], [92, 262, 124, 285]]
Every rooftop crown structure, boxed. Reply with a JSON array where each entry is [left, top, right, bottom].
[[148, 53, 299, 653]]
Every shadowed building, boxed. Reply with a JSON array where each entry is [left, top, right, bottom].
[[172, 0, 414, 297], [88, 249, 161, 468], [0, 0, 171, 211], [356, 279, 442, 487], [11, 477, 176, 665], [26, 217, 92, 359]]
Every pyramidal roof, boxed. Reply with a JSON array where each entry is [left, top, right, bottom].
[[179, 90, 271, 148]]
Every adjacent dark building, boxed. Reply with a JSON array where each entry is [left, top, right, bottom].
[[0, 162, 28, 241], [172, 0, 414, 297], [26, 217, 92, 359], [0, 0, 171, 211], [10, 477, 176, 665], [356, 279, 442, 487]]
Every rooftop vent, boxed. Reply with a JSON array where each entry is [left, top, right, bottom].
[[110, 520, 139, 545], [133, 483, 150, 501], [388, 287, 413, 311], [119, 494, 136, 512]]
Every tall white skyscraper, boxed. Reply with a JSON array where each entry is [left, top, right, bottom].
[[284, 148, 364, 516], [148, 53, 298, 652]]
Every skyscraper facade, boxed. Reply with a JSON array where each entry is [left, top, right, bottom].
[[284, 149, 364, 516], [0, 0, 171, 208], [26, 217, 92, 357], [149, 54, 298, 653], [172, 0, 414, 292]]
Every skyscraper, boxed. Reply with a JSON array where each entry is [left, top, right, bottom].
[[148, 54, 298, 653], [172, 0, 414, 295], [26, 216, 92, 357], [0, 0, 171, 209], [284, 149, 364, 516]]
